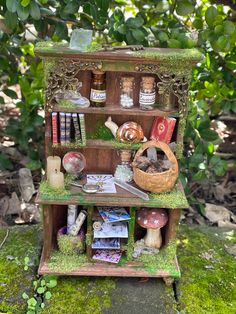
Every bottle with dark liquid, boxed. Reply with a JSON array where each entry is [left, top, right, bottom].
[[90, 71, 106, 107]]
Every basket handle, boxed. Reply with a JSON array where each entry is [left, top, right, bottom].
[[133, 140, 178, 171]]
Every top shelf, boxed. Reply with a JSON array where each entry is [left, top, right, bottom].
[[52, 104, 179, 117]]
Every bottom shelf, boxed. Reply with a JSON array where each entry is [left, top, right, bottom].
[[38, 251, 180, 278]]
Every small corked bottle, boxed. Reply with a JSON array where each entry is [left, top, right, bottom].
[[90, 70, 106, 107], [120, 76, 135, 109], [139, 76, 156, 110]]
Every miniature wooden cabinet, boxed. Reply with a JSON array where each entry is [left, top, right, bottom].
[[35, 45, 201, 282]]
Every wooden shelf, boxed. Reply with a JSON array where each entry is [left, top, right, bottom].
[[52, 104, 179, 117], [36, 182, 188, 209], [38, 252, 180, 278], [52, 139, 144, 151]]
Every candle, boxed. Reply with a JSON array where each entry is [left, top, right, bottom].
[[49, 169, 64, 189], [47, 156, 61, 180]]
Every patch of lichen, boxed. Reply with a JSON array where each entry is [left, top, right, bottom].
[[88, 121, 114, 141], [41, 276, 115, 314], [0, 225, 41, 313], [178, 225, 236, 314], [85, 43, 103, 52], [48, 251, 88, 273], [136, 241, 179, 276], [175, 116, 186, 160], [149, 185, 188, 208]]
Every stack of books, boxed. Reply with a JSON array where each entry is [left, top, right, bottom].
[[92, 207, 130, 263], [51, 112, 86, 146]]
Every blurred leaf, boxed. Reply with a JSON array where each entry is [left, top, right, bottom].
[[132, 29, 145, 41], [6, 0, 18, 13], [223, 20, 235, 35], [5, 11, 18, 29], [63, 1, 79, 15], [55, 22, 68, 39], [176, 1, 194, 16], [167, 38, 181, 48], [21, 0, 31, 7], [126, 16, 144, 28], [205, 6, 218, 27], [158, 31, 169, 42], [17, 3, 30, 20], [29, 1, 41, 20], [3, 88, 18, 99], [0, 153, 13, 170], [209, 155, 227, 176]]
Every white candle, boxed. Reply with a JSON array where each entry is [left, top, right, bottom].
[[49, 169, 64, 189], [47, 156, 61, 180]]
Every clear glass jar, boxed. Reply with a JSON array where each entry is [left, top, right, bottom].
[[120, 77, 134, 109], [139, 76, 156, 110]]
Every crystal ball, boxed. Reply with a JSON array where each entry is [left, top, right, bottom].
[[62, 152, 86, 175]]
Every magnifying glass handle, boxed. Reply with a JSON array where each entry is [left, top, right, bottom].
[[70, 182, 83, 188]]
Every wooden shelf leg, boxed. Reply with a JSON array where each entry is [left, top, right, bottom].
[[163, 277, 175, 286], [42, 204, 53, 262], [86, 205, 94, 260], [165, 208, 181, 245], [127, 207, 136, 261]]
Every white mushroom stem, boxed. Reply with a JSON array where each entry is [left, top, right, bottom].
[[144, 228, 162, 249]]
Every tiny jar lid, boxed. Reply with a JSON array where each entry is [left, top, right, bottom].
[[120, 76, 135, 89], [141, 76, 155, 90]]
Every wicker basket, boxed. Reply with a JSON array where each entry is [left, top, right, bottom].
[[133, 140, 178, 193]]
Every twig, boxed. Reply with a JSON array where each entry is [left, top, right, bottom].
[[0, 229, 9, 249]]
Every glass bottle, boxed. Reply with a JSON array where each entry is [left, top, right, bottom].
[[120, 77, 134, 109], [90, 70, 106, 107], [114, 150, 133, 182], [139, 76, 156, 110]]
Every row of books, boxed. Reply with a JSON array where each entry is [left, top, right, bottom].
[[51, 112, 86, 145], [92, 207, 131, 264]]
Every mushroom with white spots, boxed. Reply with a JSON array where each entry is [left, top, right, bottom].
[[136, 208, 168, 249]]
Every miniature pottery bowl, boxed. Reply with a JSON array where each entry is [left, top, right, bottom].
[[57, 226, 85, 255]]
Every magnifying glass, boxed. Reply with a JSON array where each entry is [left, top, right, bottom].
[[70, 182, 100, 194]]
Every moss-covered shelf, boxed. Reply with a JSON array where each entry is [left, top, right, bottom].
[[36, 180, 188, 209], [38, 251, 180, 278], [52, 103, 179, 118]]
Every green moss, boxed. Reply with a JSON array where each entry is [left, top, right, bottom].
[[85, 43, 103, 52], [126, 207, 136, 261], [86, 206, 93, 248], [0, 225, 41, 313], [136, 241, 179, 276], [88, 121, 114, 141], [39, 180, 73, 200], [58, 234, 85, 255], [134, 49, 203, 63], [52, 141, 86, 149], [178, 225, 236, 314], [36, 41, 67, 49], [48, 251, 88, 273], [41, 277, 115, 314], [149, 185, 188, 208], [57, 99, 77, 109], [111, 139, 142, 150]]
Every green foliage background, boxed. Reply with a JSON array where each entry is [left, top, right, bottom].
[[0, 0, 235, 207]]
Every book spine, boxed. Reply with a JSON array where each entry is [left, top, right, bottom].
[[79, 113, 86, 146], [51, 112, 58, 145], [59, 112, 66, 145], [65, 113, 71, 144], [72, 113, 81, 142], [164, 119, 176, 144]]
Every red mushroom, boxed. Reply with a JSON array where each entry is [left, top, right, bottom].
[[137, 208, 168, 249]]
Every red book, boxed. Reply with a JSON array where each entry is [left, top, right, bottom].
[[51, 112, 58, 145], [150, 117, 176, 144]]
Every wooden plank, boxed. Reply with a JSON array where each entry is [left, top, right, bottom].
[[42, 205, 53, 261], [38, 256, 180, 278], [52, 104, 179, 117], [86, 206, 94, 260]]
